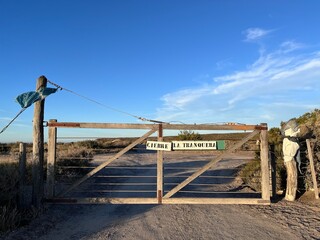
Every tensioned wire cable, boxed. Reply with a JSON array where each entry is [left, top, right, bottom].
[[47, 80, 167, 124]]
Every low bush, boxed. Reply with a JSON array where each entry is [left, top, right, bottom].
[[178, 130, 202, 141]]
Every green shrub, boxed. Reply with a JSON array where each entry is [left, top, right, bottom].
[[178, 130, 202, 141]]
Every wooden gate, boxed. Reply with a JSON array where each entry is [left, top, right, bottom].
[[45, 120, 270, 205]]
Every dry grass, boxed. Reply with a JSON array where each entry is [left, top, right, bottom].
[[0, 205, 20, 233], [0, 142, 96, 234], [0, 159, 21, 233]]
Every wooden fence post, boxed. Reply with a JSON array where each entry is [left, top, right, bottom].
[[18, 142, 27, 209], [157, 124, 164, 204], [306, 139, 319, 199], [32, 75, 47, 208], [46, 119, 57, 198], [260, 123, 270, 201], [269, 144, 277, 199]]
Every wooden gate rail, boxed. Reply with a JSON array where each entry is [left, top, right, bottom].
[[46, 120, 270, 205], [47, 122, 267, 131]]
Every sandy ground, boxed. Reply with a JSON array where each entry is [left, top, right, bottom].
[[3, 150, 320, 240]]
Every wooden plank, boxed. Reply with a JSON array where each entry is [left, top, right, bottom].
[[46, 197, 270, 205], [18, 143, 27, 209], [57, 128, 157, 197], [48, 122, 156, 129], [162, 198, 270, 205], [47, 121, 266, 131], [164, 130, 260, 199], [46, 119, 57, 198], [47, 198, 159, 204], [162, 124, 266, 131], [260, 123, 270, 201], [306, 139, 319, 199], [157, 124, 163, 203], [32, 75, 47, 208]]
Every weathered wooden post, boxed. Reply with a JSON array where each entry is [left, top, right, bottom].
[[269, 144, 277, 199], [260, 123, 270, 201], [157, 124, 164, 204], [46, 119, 57, 198], [32, 75, 47, 207], [18, 142, 27, 209], [306, 139, 319, 199]]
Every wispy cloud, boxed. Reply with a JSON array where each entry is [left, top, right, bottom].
[[155, 39, 320, 126], [215, 58, 233, 70], [0, 117, 13, 121], [280, 40, 304, 53], [243, 28, 273, 41]]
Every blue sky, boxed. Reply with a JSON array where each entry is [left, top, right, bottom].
[[1, 1, 320, 142]]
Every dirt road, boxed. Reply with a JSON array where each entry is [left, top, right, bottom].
[[4, 151, 320, 239], [4, 200, 319, 240]]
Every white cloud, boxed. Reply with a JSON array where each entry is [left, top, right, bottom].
[[155, 41, 320, 127], [243, 28, 273, 41]]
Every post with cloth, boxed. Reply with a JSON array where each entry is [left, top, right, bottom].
[[282, 119, 301, 201], [32, 76, 47, 208]]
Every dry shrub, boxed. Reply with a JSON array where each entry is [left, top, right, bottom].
[[0, 162, 20, 233], [0, 157, 40, 234], [0, 162, 19, 206], [239, 157, 262, 191], [56, 144, 94, 180], [0, 205, 20, 233]]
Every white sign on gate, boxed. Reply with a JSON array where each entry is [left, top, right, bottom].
[[146, 141, 172, 151], [172, 141, 217, 150]]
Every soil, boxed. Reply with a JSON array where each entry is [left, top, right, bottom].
[[3, 151, 320, 240]]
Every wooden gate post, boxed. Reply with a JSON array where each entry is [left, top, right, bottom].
[[47, 119, 57, 198], [18, 142, 27, 209], [260, 123, 270, 201], [157, 124, 164, 203], [32, 75, 47, 207], [269, 144, 277, 199], [306, 139, 319, 199]]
